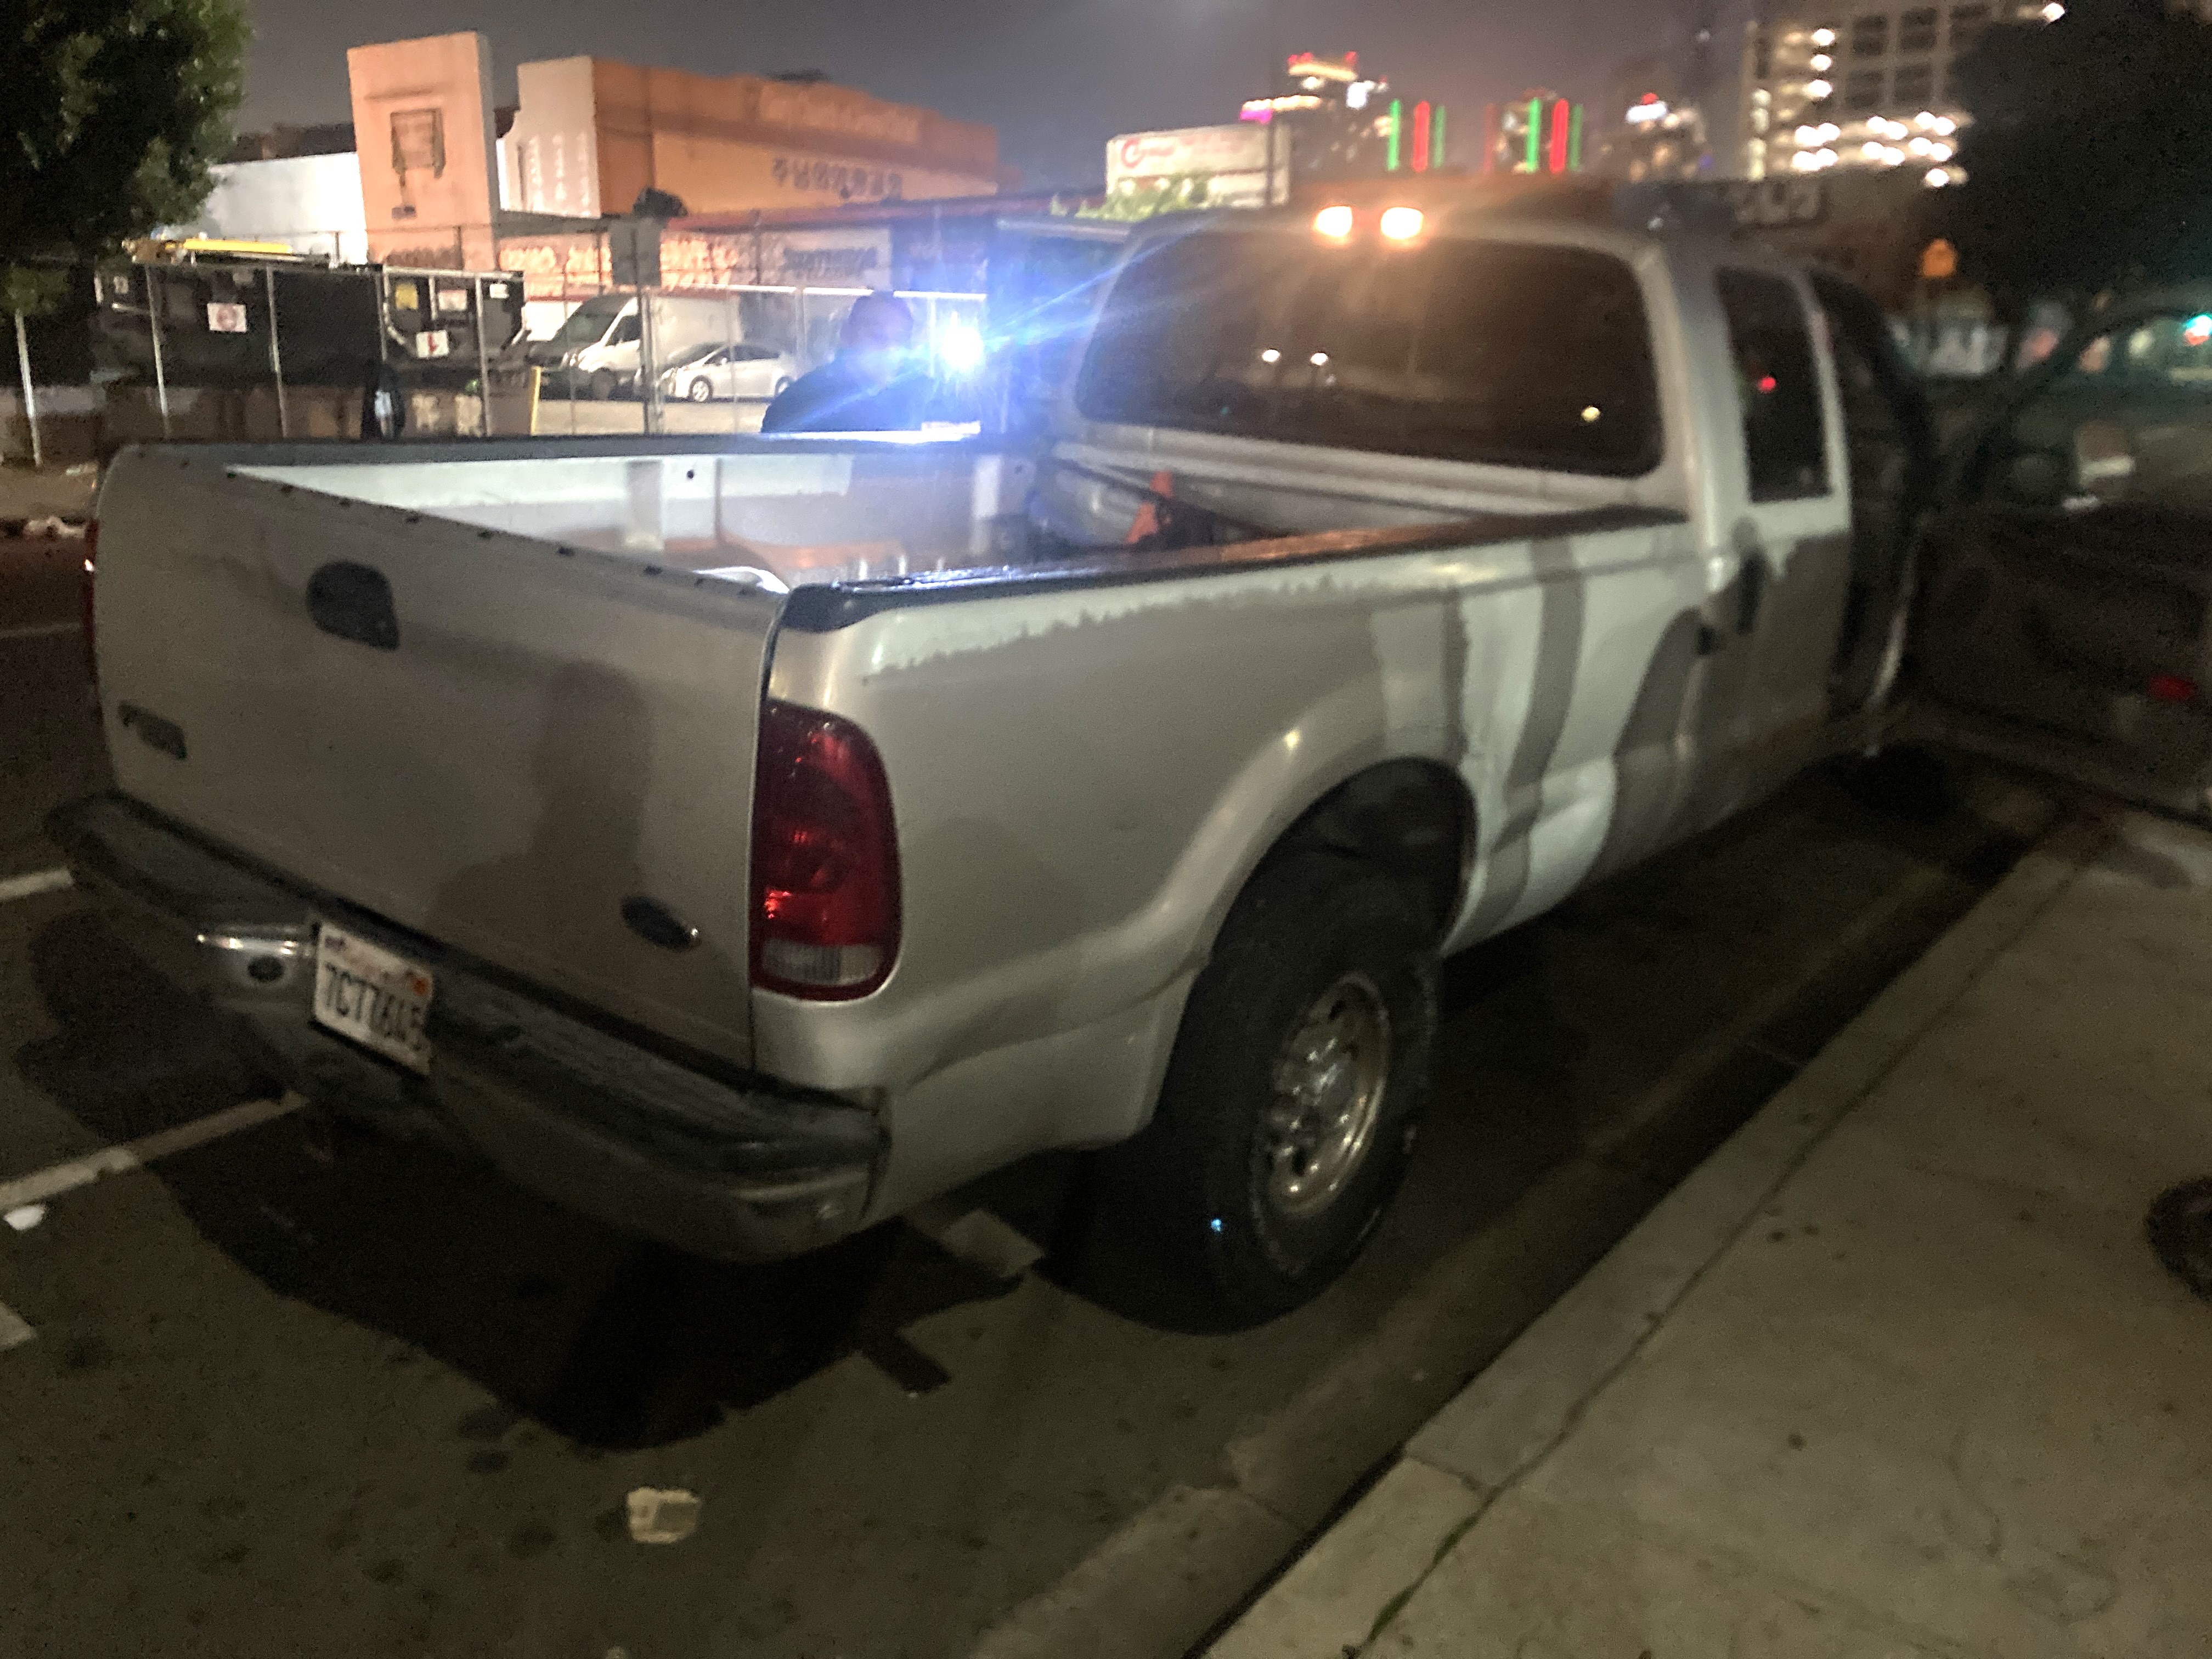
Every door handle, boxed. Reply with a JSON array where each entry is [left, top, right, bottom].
[[1736, 552, 1768, 637], [306, 561, 400, 651]]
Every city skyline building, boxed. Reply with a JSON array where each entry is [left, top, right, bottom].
[[1737, 1, 2056, 187]]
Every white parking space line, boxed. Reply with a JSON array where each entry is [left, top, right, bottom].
[[0, 622, 81, 643], [0, 868, 73, 905], [0, 1094, 304, 1215], [0, 1300, 33, 1353]]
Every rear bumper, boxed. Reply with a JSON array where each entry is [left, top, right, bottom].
[[47, 792, 884, 1262]]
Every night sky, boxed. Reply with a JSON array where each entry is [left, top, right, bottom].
[[238, 0, 1697, 189]]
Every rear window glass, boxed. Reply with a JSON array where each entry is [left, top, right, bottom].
[[1075, 229, 1662, 478]]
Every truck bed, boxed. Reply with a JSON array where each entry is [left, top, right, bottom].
[[91, 430, 1668, 1079]]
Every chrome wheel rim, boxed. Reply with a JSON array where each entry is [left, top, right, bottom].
[[1262, 973, 1391, 1221]]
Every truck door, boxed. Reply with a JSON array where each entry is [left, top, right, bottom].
[[1914, 294, 2212, 817], [1711, 266, 1857, 797], [1810, 272, 1941, 720]]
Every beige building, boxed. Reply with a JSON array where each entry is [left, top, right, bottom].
[[339, 32, 1000, 274], [347, 32, 506, 269], [499, 59, 1001, 221]]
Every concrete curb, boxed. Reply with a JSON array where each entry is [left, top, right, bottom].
[[1204, 808, 2111, 1659]]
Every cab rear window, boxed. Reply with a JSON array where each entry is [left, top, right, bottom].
[[1076, 229, 1662, 478]]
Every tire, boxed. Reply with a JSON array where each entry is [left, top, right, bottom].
[[686, 377, 713, 404], [590, 370, 617, 402], [1094, 853, 1438, 1323]]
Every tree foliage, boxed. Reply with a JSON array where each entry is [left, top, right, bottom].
[[0, 0, 250, 313], [1079, 175, 1214, 222], [1946, 0, 2212, 313]]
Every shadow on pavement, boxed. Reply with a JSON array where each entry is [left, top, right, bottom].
[[16, 910, 267, 1144], [17, 911, 1024, 1451], [13, 754, 2025, 1452]]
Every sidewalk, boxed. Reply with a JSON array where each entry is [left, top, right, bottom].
[[1212, 807, 2212, 1659]]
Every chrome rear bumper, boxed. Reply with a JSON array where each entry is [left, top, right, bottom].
[[47, 792, 883, 1261]]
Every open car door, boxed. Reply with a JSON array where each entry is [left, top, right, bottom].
[[1911, 287, 2212, 819]]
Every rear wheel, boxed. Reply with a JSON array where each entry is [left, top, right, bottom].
[[1094, 853, 1438, 1323]]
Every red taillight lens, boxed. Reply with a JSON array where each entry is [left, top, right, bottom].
[[2148, 673, 2198, 705], [81, 519, 98, 696], [751, 700, 901, 1000]]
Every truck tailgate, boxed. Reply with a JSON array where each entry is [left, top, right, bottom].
[[92, 449, 782, 1066]]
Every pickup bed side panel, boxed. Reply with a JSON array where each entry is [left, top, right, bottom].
[[758, 516, 1704, 1216], [94, 450, 783, 1065]]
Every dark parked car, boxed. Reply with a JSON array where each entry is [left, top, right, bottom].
[[1912, 287, 2212, 817]]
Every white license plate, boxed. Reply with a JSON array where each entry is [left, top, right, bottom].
[[312, 924, 435, 1075]]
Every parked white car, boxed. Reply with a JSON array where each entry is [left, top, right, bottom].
[[661, 343, 798, 403]]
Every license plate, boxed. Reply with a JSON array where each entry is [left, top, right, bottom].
[[312, 924, 435, 1075]]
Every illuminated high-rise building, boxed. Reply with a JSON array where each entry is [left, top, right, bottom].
[[1737, 1, 2056, 187], [1476, 92, 1584, 177]]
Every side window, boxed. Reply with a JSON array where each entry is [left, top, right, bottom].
[[1719, 270, 1830, 503], [2001, 311, 2212, 511], [609, 314, 642, 346]]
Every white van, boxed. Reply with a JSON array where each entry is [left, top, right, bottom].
[[527, 294, 751, 400]]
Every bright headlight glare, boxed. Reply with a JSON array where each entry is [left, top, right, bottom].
[[1378, 206, 1425, 242]]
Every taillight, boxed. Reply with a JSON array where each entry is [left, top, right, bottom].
[[751, 700, 901, 1000], [81, 519, 98, 697], [2148, 673, 2199, 705]]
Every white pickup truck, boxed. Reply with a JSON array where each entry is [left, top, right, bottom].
[[54, 196, 1937, 1319]]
